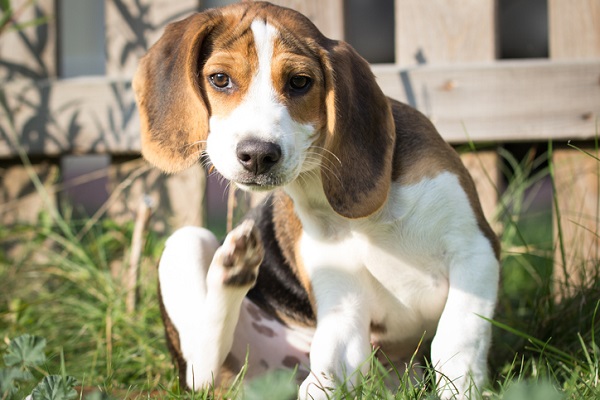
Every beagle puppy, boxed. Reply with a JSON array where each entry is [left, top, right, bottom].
[[133, 2, 500, 399]]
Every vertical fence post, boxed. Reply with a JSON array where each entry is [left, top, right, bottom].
[[268, 0, 344, 40], [549, 0, 600, 295]]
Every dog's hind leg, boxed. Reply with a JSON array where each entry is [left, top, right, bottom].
[[158, 226, 218, 387], [158, 220, 263, 390]]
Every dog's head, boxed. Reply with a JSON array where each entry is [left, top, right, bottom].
[[134, 1, 395, 218]]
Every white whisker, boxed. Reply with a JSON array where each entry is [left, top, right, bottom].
[[302, 153, 342, 186], [311, 145, 342, 166]]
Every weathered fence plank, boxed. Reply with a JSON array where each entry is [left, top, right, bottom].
[[108, 161, 206, 231], [395, 0, 496, 66], [106, 0, 199, 77], [2, 61, 598, 159], [549, 0, 600, 59], [374, 60, 600, 143], [0, 79, 139, 157], [549, 0, 600, 294], [269, 0, 344, 40], [0, 0, 56, 80], [0, 161, 58, 225]]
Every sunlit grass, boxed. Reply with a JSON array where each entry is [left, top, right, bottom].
[[0, 144, 599, 399]]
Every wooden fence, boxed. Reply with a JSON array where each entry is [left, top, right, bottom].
[[1, 0, 599, 290]]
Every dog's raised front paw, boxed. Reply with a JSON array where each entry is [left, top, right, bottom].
[[212, 219, 264, 288]]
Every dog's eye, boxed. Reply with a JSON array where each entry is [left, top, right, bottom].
[[288, 75, 312, 94], [210, 73, 231, 89]]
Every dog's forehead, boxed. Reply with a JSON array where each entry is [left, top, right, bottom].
[[208, 3, 324, 57]]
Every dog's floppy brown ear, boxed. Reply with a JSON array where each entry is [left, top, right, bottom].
[[319, 41, 395, 218], [133, 11, 219, 173]]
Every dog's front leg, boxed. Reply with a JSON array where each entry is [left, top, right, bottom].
[[160, 221, 263, 391], [431, 244, 499, 400], [189, 221, 263, 388], [299, 268, 372, 400]]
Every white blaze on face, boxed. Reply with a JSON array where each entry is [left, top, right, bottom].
[[206, 20, 315, 190], [249, 19, 279, 121]]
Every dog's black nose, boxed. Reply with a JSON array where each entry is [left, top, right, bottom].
[[236, 140, 282, 175]]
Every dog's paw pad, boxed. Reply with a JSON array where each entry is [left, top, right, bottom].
[[216, 220, 264, 287]]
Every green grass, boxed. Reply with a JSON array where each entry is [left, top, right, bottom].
[[1, 146, 599, 399], [0, 215, 175, 398]]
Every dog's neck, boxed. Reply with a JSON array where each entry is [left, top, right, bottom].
[[284, 170, 351, 240], [285, 170, 327, 210]]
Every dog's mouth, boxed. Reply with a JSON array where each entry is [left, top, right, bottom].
[[232, 173, 290, 192], [206, 162, 291, 191]]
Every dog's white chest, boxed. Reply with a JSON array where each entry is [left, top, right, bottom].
[[295, 172, 484, 347]]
